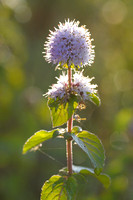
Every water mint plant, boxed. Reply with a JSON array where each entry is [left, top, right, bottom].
[[23, 19, 110, 199]]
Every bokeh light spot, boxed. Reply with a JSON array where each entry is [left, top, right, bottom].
[[113, 175, 128, 191], [110, 132, 129, 150], [6, 65, 25, 89], [114, 69, 133, 91], [102, 0, 127, 24], [15, 5, 32, 23], [1, 0, 21, 9]]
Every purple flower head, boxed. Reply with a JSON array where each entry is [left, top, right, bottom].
[[43, 19, 95, 69]]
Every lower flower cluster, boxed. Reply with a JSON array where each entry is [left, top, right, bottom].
[[44, 71, 97, 102]]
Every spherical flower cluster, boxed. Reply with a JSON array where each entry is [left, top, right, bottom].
[[44, 72, 97, 102], [43, 19, 95, 68]]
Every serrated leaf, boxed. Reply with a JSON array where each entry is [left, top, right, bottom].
[[72, 131, 105, 175], [66, 176, 77, 199], [72, 165, 111, 188], [48, 95, 78, 128], [89, 93, 101, 106], [23, 129, 59, 154], [41, 175, 77, 200]]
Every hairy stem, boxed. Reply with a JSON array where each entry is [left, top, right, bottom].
[[66, 67, 73, 175]]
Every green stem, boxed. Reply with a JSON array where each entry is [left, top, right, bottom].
[[66, 67, 73, 176]]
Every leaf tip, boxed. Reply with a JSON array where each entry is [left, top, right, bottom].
[[105, 176, 111, 189], [94, 167, 102, 176], [22, 146, 26, 155]]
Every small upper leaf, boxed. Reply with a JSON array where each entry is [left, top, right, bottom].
[[71, 126, 82, 133], [89, 93, 101, 106], [72, 165, 111, 188], [41, 175, 77, 200], [48, 95, 78, 127], [72, 130, 105, 175], [23, 129, 59, 154]]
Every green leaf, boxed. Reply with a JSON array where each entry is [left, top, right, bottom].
[[71, 126, 82, 133], [89, 93, 101, 106], [66, 176, 77, 199], [72, 131, 105, 175], [41, 175, 77, 200], [41, 175, 66, 200], [48, 95, 78, 127], [22, 129, 59, 154], [73, 165, 111, 188]]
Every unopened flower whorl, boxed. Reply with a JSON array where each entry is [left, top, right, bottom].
[[44, 72, 97, 102], [44, 73, 69, 100], [73, 71, 97, 101], [43, 19, 95, 69]]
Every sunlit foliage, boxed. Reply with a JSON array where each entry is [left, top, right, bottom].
[[0, 0, 133, 199]]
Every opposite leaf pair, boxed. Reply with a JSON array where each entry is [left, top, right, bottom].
[[23, 127, 110, 199], [41, 167, 110, 200], [23, 127, 106, 177]]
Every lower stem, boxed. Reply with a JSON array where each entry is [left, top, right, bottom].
[[66, 67, 73, 176]]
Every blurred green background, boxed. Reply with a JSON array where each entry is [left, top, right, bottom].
[[0, 0, 133, 199]]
